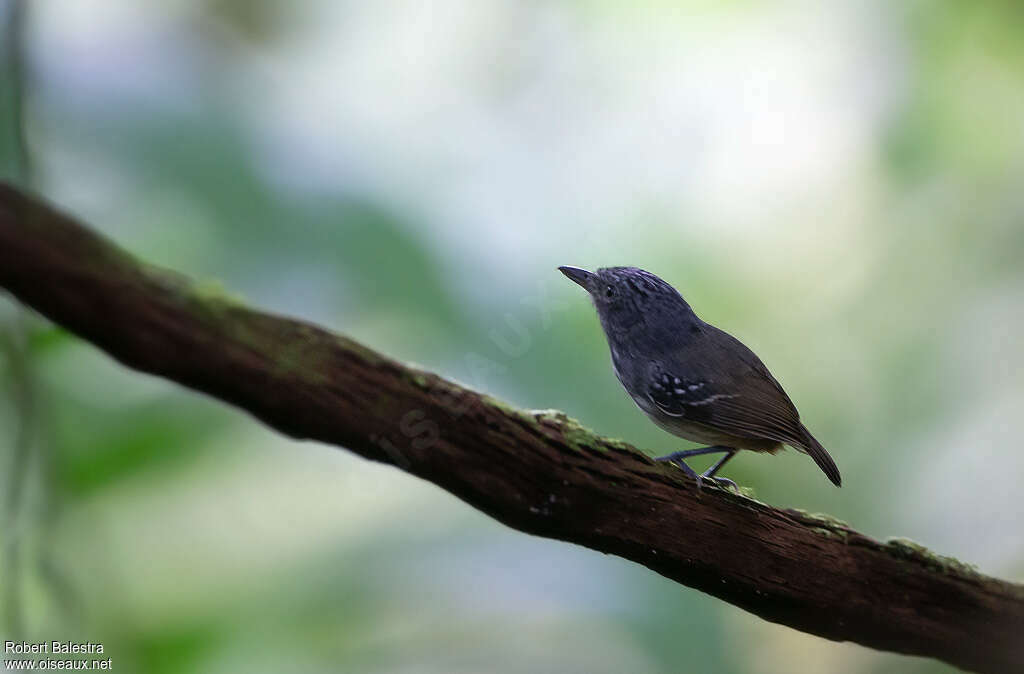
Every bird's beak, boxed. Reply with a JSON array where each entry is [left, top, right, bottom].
[[558, 266, 595, 291]]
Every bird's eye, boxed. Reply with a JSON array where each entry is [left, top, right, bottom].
[[604, 285, 616, 298]]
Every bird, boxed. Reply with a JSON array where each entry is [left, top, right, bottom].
[[558, 265, 840, 489]]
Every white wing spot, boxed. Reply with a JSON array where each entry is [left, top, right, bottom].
[[686, 393, 739, 406]]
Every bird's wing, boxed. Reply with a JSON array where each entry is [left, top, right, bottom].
[[648, 324, 842, 486], [646, 324, 806, 446]]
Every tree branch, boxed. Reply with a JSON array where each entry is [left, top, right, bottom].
[[0, 183, 1021, 673]]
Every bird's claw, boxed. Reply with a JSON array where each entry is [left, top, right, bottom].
[[698, 475, 738, 492], [657, 457, 739, 492]]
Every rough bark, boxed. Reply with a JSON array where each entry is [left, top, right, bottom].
[[0, 183, 1021, 673]]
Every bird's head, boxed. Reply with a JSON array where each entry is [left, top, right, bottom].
[[558, 266, 695, 346]]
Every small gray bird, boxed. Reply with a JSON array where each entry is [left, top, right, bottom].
[[559, 265, 840, 488]]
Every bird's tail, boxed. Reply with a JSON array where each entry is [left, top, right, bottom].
[[797, 424, 841, 487]]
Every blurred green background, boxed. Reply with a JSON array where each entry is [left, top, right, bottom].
[[2, 1, 1023, 672]]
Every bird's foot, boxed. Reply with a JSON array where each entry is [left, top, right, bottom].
[[656, 448, 740, 492], [656, 457, 738, 492], [656, 455, 700, 479], [699, 475, 738, 492]]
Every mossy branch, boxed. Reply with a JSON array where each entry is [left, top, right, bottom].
[[1, 183, 1022, 673]]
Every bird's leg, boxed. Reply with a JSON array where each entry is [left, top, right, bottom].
[[654, 445, 733, 463], [703, 449, 737, 477], [701, 450, 739, 491], [655, 446, 737, 490], [662, 457, 699, 480]]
